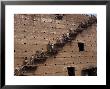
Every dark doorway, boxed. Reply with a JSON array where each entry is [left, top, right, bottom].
[[81, 67, 97, 76], [67, 67, 75, 76], [78, 42, 84, 51]]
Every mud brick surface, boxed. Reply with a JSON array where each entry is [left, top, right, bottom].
[[14, 14, 97, 76]]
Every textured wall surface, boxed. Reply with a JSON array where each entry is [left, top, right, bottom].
[[14, 14, 97, 76]]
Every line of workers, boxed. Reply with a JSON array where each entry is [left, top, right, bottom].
[[14, 15, 97, 76]]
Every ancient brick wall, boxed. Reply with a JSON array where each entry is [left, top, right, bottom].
[[14, 14, 96, 76]]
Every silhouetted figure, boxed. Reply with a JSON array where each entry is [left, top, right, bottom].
[[40, 48, 46, 59], [87, 16, 93, 26], [66, 31, 71, 42], [47, 41, 52, 54], [76, 27, 83, 33], [59, 36, 65, 47], [47, 41, 58, 56], [15, 64, 23, 76], [30, 55, 34, 65], [62, 34, 68, 44], [23, 57, 28, 65], [52, 43, 58, 55], [23, 57, 29, 72], [80, 22, 87, 28], [56, 37, 61, 47], [91, 15, 97, 23]]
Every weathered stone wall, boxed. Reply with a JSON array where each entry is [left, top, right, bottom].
[[14, 14, 96, 76]]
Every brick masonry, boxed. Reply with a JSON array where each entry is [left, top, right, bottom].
[[14, 14, 97, 76]]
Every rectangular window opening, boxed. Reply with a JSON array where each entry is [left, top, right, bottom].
[[78, 42, 84, 51], [67, 67, 75, 76]]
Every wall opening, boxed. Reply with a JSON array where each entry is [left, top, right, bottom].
[[55, 14, 64, 20], [67, 67, 75, 76], [81, 67, 97, 76], [78, 42, 84, 51]]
